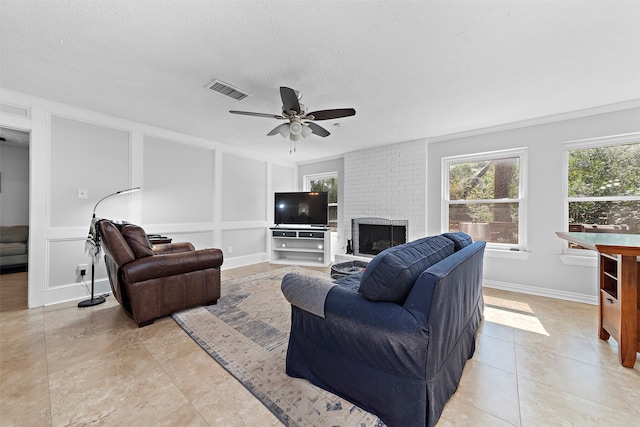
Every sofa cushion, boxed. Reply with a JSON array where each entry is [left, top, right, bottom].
[[442, 232, 473, 251], [333, 271, 364, 292], [120, 225, 155, 258], [0, 242, 27, 257], [358, 235, 455, 304], [0, 225, 29, 243], [98, 221, 136, 265]]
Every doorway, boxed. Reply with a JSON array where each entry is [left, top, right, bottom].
[[0, 127, 30, 308]]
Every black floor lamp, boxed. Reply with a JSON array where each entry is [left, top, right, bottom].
[[79, 186, 141, 308]]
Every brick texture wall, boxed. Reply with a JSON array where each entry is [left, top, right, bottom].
[[343, 139, 427, 245]]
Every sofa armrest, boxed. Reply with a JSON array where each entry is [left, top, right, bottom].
[[281, 273, 337, 318], [122, 248, 223, 283], [152, 242, 195, 255], [404, 241, 485, 378]]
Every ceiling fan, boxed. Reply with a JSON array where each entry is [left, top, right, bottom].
[[229, 86, 356, 152]]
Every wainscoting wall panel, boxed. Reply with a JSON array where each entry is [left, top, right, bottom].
[[143, 135, 214, 225], [49, 115, 130, 227], [221, 152, 267, 222]]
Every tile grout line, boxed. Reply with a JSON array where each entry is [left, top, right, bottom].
[[41, 306, 54, 424], [143, 325, 214, 427], [513, 325, 523, 427]]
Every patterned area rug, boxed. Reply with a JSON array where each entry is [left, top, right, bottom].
[[172, 266, 383, 427]]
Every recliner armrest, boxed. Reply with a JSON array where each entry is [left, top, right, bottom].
[[153, 242, 195, 255], [122, 248, 223, 283]]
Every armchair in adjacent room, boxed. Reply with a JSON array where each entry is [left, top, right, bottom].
[[98, 220, 223, 327]]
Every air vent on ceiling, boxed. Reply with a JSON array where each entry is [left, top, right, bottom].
[[205, 79, 251, 101]]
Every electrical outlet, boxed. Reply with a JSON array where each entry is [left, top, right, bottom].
[[227, 246, 233, 254], [77, 263, 88, 276]]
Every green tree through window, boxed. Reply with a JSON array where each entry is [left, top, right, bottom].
[[449, 158, 520, 224], [445, 149, 525, 248], [567, 142, 640, 235], [309, 178, 338, 204]]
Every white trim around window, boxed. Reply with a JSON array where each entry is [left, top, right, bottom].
[[561, 132, 640, 260], [442, 147, 529, 254]]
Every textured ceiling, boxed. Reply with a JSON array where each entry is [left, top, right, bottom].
[[1, 0, 639, 161]]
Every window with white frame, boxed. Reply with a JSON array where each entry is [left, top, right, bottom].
[[563, 134, 640, 250], [443, 148, 527, 250], [304, 172, 338, 232]]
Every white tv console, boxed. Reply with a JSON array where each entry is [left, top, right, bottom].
[[269, 227, 331, 267]]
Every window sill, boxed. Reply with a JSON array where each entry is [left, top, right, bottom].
[[484, 249, 530, 261], [558, 254, 597, 267]]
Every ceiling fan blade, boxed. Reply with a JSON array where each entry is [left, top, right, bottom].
[[307, 108, 356, 120], [229, 110, 285, 119], [280, 87, 301, 114], [307, 122, 330, 137]]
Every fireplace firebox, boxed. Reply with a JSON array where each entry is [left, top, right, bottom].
[[352, 218, 408, 256]]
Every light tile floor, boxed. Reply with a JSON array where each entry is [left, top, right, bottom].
[[1, 264, 638, 426]]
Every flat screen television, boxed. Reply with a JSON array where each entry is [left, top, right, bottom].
[[274, 192, 328, 226]]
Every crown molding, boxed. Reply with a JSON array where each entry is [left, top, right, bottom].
[[428, 99, 640, 144]]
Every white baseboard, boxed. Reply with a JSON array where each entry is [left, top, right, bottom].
[[222, 253, 270, 270], [44, 278, 111, 306], [483, 279, 598, 305]]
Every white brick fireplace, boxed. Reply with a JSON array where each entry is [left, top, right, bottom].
[[343, 139, 427, 255]]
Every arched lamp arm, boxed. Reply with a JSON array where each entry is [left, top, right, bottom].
[[92, 187, 141, 218]]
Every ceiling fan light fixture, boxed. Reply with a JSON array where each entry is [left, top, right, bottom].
[[290, 133, 302, 142], [301, 124, 312, 138], [289, 121, 303, 136]]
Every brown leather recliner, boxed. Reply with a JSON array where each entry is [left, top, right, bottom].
[[98, 220, 223, 327]]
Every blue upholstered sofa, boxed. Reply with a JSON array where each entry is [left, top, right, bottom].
[[281, 232, 485, 427]]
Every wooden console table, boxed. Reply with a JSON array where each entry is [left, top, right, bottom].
[[556, 232, 640, 368]]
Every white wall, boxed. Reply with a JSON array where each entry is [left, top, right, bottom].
[[220, 152, 269, 266], [143, 135, 214, 226], [272, 163, 296, 194], [427, 107, 640, 303], [141, 134, 215, 260], [47, 116, 132, 291], [0, 88, 296, 307], [0, 142, 29, 225]]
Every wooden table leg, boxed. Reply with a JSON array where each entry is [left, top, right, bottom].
[[618, 255, 638, 368], [598, 256, 611, 341]]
